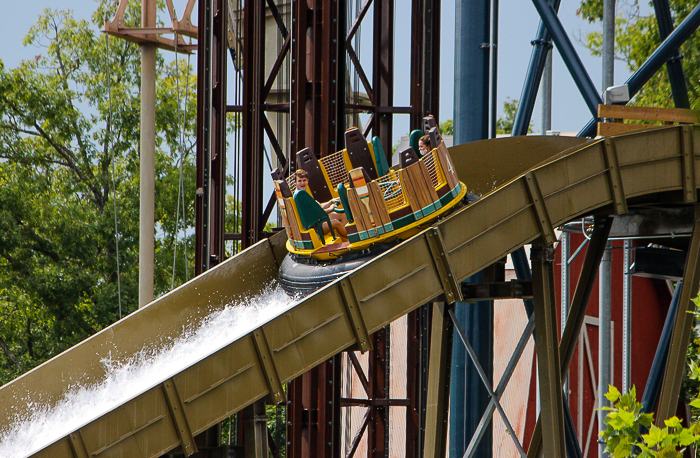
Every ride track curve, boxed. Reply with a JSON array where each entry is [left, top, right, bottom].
[[1, 126, 696, 457]]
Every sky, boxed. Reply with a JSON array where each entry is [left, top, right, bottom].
[[1, 0, 635, 139]]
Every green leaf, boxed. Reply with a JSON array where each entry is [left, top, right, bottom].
[[664, 417, 682, 430], [605, 385, 621, 403], [643, 424, 665, 448]]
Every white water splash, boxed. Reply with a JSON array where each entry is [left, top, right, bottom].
[[0, 285, 297, 457]]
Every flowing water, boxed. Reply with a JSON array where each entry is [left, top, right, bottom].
[[0, 285, 297, 457]]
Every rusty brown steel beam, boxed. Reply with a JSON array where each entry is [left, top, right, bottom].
[[263, 34, 291, 100], [405, 309, 423, 458], [195, 0, 227, 272], [373, 0, 394, 150], [368, 327, 389, 458], [240, 0, 265, 249], [410, 0, 441, 129], [266, 0, 289, 38]]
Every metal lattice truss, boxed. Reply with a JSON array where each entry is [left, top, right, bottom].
[[104, 0, 198, 52]]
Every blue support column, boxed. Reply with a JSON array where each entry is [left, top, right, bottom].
[[450, 273, 494, 458], [454, 0, 491, 144], [453, 1, 493, 455]]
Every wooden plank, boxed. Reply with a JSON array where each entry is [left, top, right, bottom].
[[597, 122, 661, 136], [400, 169, 425, 217], [418, 161, 440, 201], [368, 181, 392, 226], [598, 104, 700, 124], [277, 199, 294, 240], [366, 190, 384, 233], [349, 168, 378, 227], [436, 142, 460, 189], [406, 164, 433, 209], [283, 197, 303, 241], [348, 188, 372, 233]]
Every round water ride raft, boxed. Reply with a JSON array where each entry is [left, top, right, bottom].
[[274, 116, 468, 296]]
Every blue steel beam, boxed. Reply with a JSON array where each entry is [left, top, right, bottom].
[[579, 3, 700, 137], [512, 0, 561, 137], [531, 0, 602, 118], [641, 282, 682, 414], [652, 0, 691, 108]]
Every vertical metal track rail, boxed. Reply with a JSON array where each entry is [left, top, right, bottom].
[[240, 0, 266, 249], [196, 0, 228, 273]]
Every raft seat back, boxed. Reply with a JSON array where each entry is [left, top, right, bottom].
[[399, 147, 420, 169], [428, 126, 442, 151], [371, 136, 390, 177], [409, 129, 424, 156], [276, 178, 293, 198], [423, 115, 437, 134], [337, 183, 354, 223], [275, 180, 303, 241], [345, 128, 378, 181], [271, 167, 285, 182], [294, 190, 334, 244], [296, 147, 333, 202]]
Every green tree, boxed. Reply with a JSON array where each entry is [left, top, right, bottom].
[[577, 0, 700, 108], [0, 3, 197, 383], [497, 98, 532, 135], [600, 385, 700, 457]]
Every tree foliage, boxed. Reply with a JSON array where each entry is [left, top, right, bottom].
[[600, 385, 700, 457], [577, 0, 700, 108], [0, 3, 198, 383], [496, 98, 532, 135]]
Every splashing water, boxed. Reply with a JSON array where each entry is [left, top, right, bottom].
[[0, 285, 297, 457]]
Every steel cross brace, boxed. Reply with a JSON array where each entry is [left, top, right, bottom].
[[512, 0, 561, 137], [104, 0, 198, 51], [530, 0, 602, 118], [448, 308, 528, 458], [460, 312, 535, 458]]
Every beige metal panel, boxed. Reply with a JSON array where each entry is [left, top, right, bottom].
[[14, 126, 700, 458], [613, 126, 681, 167], [439, 178, 541, 282], [263, 285, 358, 381], [533, 141, 608, 199], [34, 439, 75, 458], [0, 235, 283, 431], [173, 335, 268, 435], [449, 135, 588, 196], [83, 389, 179, 458], [350, 236, 444, 332]]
